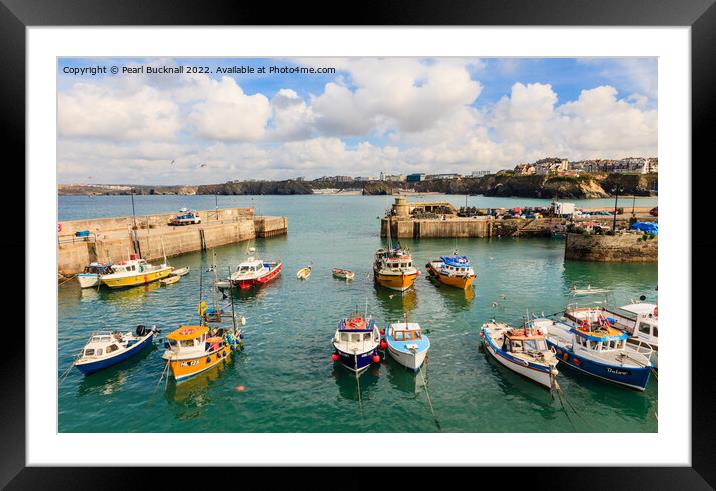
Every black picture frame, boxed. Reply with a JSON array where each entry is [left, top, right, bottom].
[[3, 0, 711, 487]]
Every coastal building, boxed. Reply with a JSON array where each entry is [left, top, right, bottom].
[[534, 158, 569, 175], [427, 173, 462, 180], [514, 163, 536, 175], [385, 174, 406, 182], [471, 170, 494, 178], [355, 176, 379, 182], [406, 173, 427, 182]]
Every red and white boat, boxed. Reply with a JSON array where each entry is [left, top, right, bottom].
[[229, 256, 282, 289]]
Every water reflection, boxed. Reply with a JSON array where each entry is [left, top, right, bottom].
[[373, 284, 418, 317], [164, 354, 235, 415], [77, 345, 156, 396], [332, 364, 380, 402], [385, 356, 427, 397]]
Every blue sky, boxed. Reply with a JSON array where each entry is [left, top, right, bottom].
[[57, 57, 657, 185]]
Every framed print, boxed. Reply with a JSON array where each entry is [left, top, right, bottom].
[[3, 0, 713, 487]]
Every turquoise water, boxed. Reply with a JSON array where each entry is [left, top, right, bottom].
[[58, 195, 658, 432]]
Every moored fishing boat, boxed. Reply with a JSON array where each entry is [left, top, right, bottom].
[[74, 325, 159, 375], [384, 318, 430, 371], [373, 247, 418, 292], [534, 312, 653, 391], [331, 311, 381, 373], [332, 268, 355, 280], [297, 265, 312, 280], [161, 325, 234, 381], [481, 320, 559, 389], [425, 253, 476, 289], [76, 262, 113, 288], [100, 255, 173, 289], [172, 266, 190, 277], [229, 256, 282, 289]]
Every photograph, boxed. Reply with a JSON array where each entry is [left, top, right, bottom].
[[56, 55, 660, 434]]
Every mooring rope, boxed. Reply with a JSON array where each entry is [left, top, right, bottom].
[[417, 364, 441, 432]]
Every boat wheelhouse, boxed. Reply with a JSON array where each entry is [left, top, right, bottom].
[[481, 321, 558, 389], [331, 313, 381, 373], [74, 325, 159, 375], [99, 255, 173, 289], [229, 256, 282, 289], [384, 320, 430, 371], [76, 262, 113, 288], [426, 254, 476, 289]]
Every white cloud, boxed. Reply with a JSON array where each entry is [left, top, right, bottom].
[[187, 76, 271, 141], [58, 83, 180, 141]]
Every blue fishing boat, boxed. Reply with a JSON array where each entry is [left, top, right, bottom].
[[331, 312, 381, 373], [74, 325, 159, 375], [384, 319, 430, 371], [533, 315, 652, 391]]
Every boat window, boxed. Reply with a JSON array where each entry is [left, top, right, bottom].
[[84, 349, 95, 356], [351, 333, 361, 343], [180, 339, 195, 347], [639, 322, 651, 335], [106, 344, 118, 353], [652, 326, 658, 337], [363, 332, 371, 341], [95, 348, 103, 356], [339, 332, 349, 342], [511, 340, 523, 352]]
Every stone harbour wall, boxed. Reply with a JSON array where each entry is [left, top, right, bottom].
[[564, 232, 657, 262]]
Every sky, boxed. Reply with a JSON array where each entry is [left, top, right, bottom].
[[57, 57, 658, 185]]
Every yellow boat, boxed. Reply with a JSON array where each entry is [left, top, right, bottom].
[[426, 254, 476, 289], [373, 248, 418, 292], [100, 256, 173, 289], [297, 266, 312, 280], [162, 325, 233, 381]]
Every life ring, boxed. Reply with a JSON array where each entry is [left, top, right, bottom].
[[653, 306, 658, 317], [179, 327, 194, 336]]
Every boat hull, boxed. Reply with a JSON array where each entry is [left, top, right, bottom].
[[101, 266, 173, 289], [167, 346, 234, 381], [373, 270, 417, 291], [426, 262, 475, 289], [77, 273, 100, 288], [547, 340, 651, 391], [75, 332, 155, 375], [160, 275, 180, 286], [482, 333, 554, 389], [333, 345, 378, 373], [386, 344, 427, 371]]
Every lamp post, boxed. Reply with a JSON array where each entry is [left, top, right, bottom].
[[130, 188, 137, 230], [612, 186, 622, 232]]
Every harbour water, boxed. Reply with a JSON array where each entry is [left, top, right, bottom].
[[58, 194, 657, 432]]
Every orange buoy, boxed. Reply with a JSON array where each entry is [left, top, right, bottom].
[[331, 353, 339, 362]]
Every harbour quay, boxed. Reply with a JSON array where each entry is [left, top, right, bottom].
[[57, 207, 287, 277], [380, 197, 656, 239]]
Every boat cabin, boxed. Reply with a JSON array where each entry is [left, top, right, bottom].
[[571, 327, 628, 352], [80, 332, 130, 359], [84, 263, 112, 275], [504, 329, 548, 353], [234, 258, 265, 275], [165, 325, 210, 355], [388, 322, 423, 341], [438, 256, 473, 276], [335, 317, 379, 344]]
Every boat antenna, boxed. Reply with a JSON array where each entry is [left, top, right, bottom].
[[198, 262, 204, 325]]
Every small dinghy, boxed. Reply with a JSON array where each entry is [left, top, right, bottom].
[[160, 275, 181, 286], [332, 268, 355, 280], [331, 311, 381, 373], [172, 266, 190, 277], [297, 265, 312, 280], [74, 325, 159, 375], [481, 320, 559, 389], [384, 318, 430, 371]]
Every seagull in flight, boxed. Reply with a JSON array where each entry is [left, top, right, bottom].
[[199, 163, 207, 168], [170, 160, 175, 165]]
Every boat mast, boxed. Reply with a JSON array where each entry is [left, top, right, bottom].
[[228, 267, 238, 337]]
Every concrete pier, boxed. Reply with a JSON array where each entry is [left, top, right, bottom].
[[564, 232, 657, 262], [58, 207, 288, 276]]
